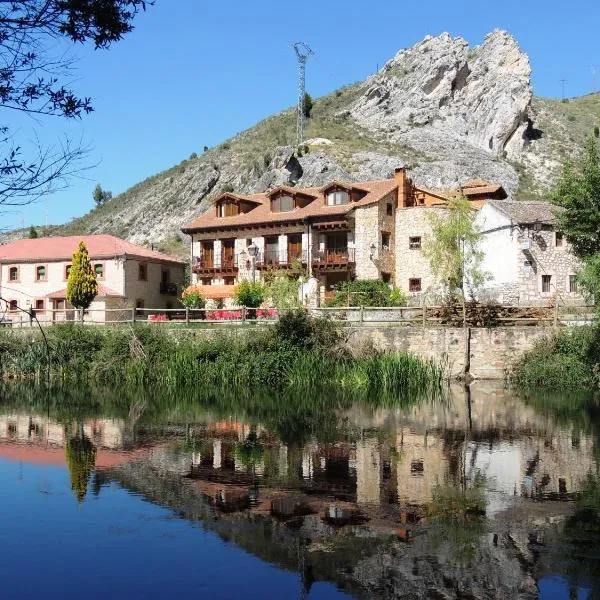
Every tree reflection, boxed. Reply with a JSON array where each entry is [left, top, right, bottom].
[[65, 433, 96, 503]]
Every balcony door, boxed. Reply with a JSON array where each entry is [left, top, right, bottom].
[[325, 232, 348, 263], [221, 239, 235, 268], [201, 241, 214, 268], [265, 236, 279, 266], [288, 234, 302, 262]]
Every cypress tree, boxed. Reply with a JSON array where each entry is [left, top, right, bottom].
[[66, 241, 98, 321]]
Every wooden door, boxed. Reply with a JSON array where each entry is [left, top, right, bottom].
[[265, 237, 279, 265], [222, 239, 235, 268], [201, 242, 214, 268], [326, 232, 348, 262], [288, 234, 302, 262]]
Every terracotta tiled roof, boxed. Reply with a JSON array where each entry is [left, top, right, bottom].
[[487, 200, 562, 224], [46, 284, 124, 300], [181, 179, 398, 233], [0, 234, 184, 264]]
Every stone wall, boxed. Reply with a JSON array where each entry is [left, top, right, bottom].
[[346, 325, 553, 379]]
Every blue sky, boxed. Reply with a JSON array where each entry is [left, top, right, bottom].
[[6, 0, 600, 231]]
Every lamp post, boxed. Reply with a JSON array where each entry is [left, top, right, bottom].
[[247, 243, 259, 283]]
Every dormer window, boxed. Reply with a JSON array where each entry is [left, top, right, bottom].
[[217, 200, 239, 217], [271, 194, 294, 213], [326, 189, 349, 206]]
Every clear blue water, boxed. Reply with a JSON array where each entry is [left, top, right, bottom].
[[0, 382, 598, 599]]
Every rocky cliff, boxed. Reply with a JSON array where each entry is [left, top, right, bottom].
[[46, 29, 600, 255]]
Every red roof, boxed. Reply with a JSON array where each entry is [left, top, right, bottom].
[[0, 234, 184, 265], [47, 284, 124, 299]]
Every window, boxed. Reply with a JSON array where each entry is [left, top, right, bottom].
[[8, 266, 18, 281], [138, 263, 147, 281], [161, 269, 170, 284], [246, 238, 253, 247], [555, 232, 564, 247], [94, 263, 104, 279], [271, 194, 294, 213], [569, 275, 578, 293], [35, 299, 44, 311], [35, 265, 46, 281], [410, 460, 424, 475], [8, 299, 17, 311], [201, 277, 212, 285], [326, 189, 349, 206], [409, 278, 422, 292], [381, 232, 391, 251], [217, 201, 239, 217], [542, 274, 552, 293], [386, 203, 393, 216], [64, 264, 72, 279], [409, 236, 422, 250], [135, 299, 144, 309], [224, 276, 235, 285]]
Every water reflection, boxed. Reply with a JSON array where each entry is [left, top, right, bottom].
[[0, 382, 599, 599]]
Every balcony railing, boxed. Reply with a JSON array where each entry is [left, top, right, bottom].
[[313, 248, 355, 266], [159, 281, 178, 295], [256, 250, 306, 269], [192, 254, 238, 272]]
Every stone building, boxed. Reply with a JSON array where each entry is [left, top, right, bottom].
[[181, 169, 506, 303], [475, 201, 584, 305], [0, 234, 185, 322]]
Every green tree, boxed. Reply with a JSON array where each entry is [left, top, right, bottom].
[[67, 241, 98, 321], [551, 137, 600, 259], [267, 276, 300, 309], [93, 183, 112, 206], [28, 225, 38, 239], [327, 279, 406, 307], [65, 434, 96, 503], [424, 196, 487, 299], [0, 1, 148, 207], [303, 92, 313, 118]]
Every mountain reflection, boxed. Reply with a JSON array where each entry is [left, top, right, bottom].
[[0, 381, 598, 599]]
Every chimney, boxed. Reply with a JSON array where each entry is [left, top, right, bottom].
[[394, 167, 408, 208]]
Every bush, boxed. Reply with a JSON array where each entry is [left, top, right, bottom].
[[326, 279, 406, 307], [266, 276, 300, 309], [181, 286, 206, 309], [235, 280, 266, 308]]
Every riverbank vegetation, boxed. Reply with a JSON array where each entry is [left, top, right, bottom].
[[0, 311, 443, 399], [511, 326, 600, 390]]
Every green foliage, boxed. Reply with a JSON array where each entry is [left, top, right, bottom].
[[65, 435, 96, 503], [180, 286, 205, 309], [326, 279, 406, 307], [93, 183, 112, 206], [28, 225, 38, 239], [266, 276, 300, 309], [423, 196, 488, 298], [235, 280, 266, 308], [221, 183, 234, 193], [189, 152, 198, 159], [512, 326, 600, 389], [303, 92, 313, 118], [66, 241, 98, 312], [551, 137, 600, 259]]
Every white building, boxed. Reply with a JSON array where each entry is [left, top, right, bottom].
[[475, 201, 584, 305], [0, 234, 185, 322]]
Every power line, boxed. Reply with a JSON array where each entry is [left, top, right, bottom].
[[293, 42, 313, 147]]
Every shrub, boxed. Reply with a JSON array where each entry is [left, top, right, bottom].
[[267, 276, 300, 309], [327, 279, 405, 307], [181, 285, 206, 309], [235, 280, 266, 308]]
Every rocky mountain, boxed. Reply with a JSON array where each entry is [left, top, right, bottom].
[[43, 29, 600, 256]]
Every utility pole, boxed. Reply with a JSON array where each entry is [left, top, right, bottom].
[[560, 79, 567, 101], [593, 66, 600, 93], [293, 42, 314, 147]]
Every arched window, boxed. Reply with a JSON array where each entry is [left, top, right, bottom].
[[326, 190, 349, 206], [271, 194, 294, 213], [8, 266, 18, 281], [35, 265, 46, 281]]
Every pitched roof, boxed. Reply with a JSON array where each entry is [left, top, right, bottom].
[[46, 284, 124, 299], [487, 200, 563, 224], [181, 179, 398, 233], [0, 234, 184, 264]]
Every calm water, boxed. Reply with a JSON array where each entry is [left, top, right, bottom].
[[0, 382, 599, 599]]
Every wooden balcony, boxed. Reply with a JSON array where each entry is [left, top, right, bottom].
[[192, 254, 239, 275], [312, 248, 355, 271], [256, 250, 307, 271]]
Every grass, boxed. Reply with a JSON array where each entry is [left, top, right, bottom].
[[0, 311, 444, 400]]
